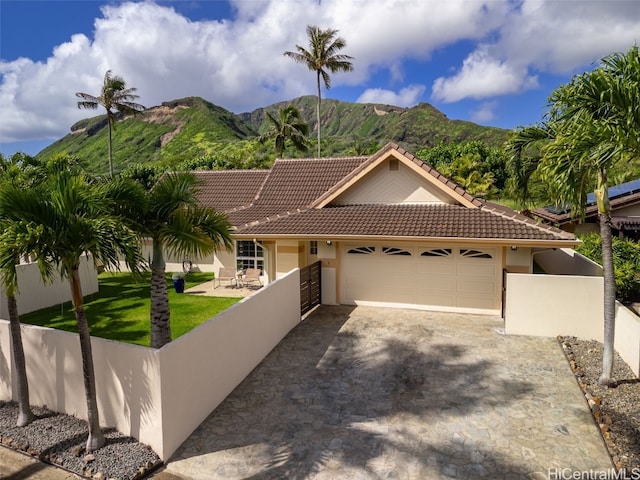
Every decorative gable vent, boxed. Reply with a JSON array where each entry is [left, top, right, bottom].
[[389, 158, 399, 171]]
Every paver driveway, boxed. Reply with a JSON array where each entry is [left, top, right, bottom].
[[164, 305, 612, 479]]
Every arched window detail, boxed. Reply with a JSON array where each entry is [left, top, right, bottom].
[[421, 248, 452, 257], [383, 247, 411, 256], [460, 249, 493, 259], [347, 246, 376, 254]]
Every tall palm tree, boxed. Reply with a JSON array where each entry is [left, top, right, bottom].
[[0, 166, 144, 451], [258, 105, 309, 158], [132, 172, 233, 348], [507, 45, 640, 386], [284, 25, 353, 158], [76, 70, 145, 177], [0, 154, 37, 427]]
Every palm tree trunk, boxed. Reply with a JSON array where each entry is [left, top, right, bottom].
[[7, 293, 35, 427], [596, 170, 617, 387], [316, 70, 321, 158], [598, 210, 617, 386], [107, 113, 114, 178], [69, 266, 105, 451], [150, 237, 171, 349]]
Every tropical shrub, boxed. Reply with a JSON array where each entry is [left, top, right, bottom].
[[576, 233, 640, 302]]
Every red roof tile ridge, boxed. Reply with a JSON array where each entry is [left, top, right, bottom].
[[273, 156, 369, 163], [480, 201, 576, 240], [235, 207, 310, 231], [407, 155, 484, 208], [192, 169, 270, 175]]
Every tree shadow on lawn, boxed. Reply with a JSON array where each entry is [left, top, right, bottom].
[[169, 305, 562, 479]]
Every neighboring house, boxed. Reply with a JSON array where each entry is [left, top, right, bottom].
[[179, 143, 577, 316], [532, 178, 640, 240]]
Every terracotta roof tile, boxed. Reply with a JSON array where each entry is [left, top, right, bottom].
[[235, 204, 575, 241], [193, 170, 269, 212]]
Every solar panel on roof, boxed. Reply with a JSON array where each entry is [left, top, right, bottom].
[[586, 178, 640, 204]]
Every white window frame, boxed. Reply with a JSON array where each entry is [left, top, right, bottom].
[[236, 240, 264, 273]]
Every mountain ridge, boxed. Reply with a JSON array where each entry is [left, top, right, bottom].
[[38, 95, 509, 175]]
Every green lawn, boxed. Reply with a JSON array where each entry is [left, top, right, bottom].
[[20, 272, 240, 347]]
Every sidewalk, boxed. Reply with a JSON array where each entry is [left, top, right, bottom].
[[0, 446, 80, 480]]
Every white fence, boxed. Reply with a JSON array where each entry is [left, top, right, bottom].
[[0, 255, 98, 317], [505, 273, 640, 376], [0, 269, 301, 460]]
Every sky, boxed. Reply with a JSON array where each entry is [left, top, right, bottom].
[[1, 0, 639, 157]]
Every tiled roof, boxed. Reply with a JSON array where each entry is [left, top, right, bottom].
[[194, 170, 269, 212], [252, 156, 369, 210], [193, 144, 575, 243], [235, 204, 575, 241], [533, 189, 640, 225]]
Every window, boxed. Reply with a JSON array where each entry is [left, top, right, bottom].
[[460, 249, 493, 259], [310, 241, 318, 255], [347, 246, 376, 254], [236, 240, 264, 273], [383, 246, 411, 256], [421, 248, 452, 257]]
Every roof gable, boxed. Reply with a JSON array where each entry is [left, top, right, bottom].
[[313, 143, 481, 209]]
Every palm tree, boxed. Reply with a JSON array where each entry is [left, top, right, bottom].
[[0, 154, 37, 427], [0, 166, 144, 451], [507, 45, 640, 386], [258, 105, 309, 157], [132, 172, 233, 349], [284, 25, 354, 158], [76, 70, 145, 177]]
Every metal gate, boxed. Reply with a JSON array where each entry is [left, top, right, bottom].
[[300, 261, 321, 315]]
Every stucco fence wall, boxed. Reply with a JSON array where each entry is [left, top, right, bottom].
[[505, 273, 640, 377], [0, 255, 99, 318], [0, 269, 301, 460]]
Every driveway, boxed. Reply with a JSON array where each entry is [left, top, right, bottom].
[[162, 305, 612, 479]]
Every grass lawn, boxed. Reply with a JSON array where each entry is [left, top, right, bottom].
[[19, 272, 240, 347]]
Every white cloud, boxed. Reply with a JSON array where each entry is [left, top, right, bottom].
[[356, 85, 426, 107], [2, 0, 640, 145], [430, 0, 640, 103], [470, 101, 498, 123], [431, 48, 539, 102]]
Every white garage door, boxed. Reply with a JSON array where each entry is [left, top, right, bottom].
[[341, 244, 501, 313]]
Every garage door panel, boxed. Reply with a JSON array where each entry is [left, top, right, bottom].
[[456, 278, 496, 294], [342, 243, 500, 312], [457, 295, 498, 309], [457, 263, 497, 277]]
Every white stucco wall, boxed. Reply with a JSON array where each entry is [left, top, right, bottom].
[[0, 255, 99, 317], [533, 248, 602, 276], [505, 274, 604, 340], [0, 270, 302, 460], [159, 269, 301, 459], [505, 273, 640, 377]]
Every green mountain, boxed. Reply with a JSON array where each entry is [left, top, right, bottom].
[[38, 95, 509, 174], [241, 96, 508, 153]]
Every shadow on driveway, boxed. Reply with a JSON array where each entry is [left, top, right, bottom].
[[165, 305, 612, 479]]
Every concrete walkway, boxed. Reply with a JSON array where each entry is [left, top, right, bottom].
[[163, 305, 612, 479]]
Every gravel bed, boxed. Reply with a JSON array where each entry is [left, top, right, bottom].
[[560, 336, 640, 471], [0, 401, 161, 479]]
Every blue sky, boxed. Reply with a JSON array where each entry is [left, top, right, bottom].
[[1, 0, 639, 157]]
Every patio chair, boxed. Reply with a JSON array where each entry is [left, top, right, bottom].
[[243, 268, 263, 288], [215, 267, 238, 288]]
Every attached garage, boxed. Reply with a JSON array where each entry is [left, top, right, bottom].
[[341, 243, 501, 314]]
